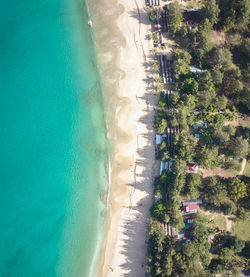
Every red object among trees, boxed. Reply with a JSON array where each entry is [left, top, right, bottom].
[[187, 163, 198, 173], [183, 204, 198, 212]]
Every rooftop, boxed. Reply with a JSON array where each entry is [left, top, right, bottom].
[[184, 203, 198, 212], [187, 162, 198, 173]]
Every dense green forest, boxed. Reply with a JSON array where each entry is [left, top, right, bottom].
[[147, 0, 250, 276]]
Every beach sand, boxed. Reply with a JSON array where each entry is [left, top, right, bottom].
[[88, 0, 159, 275], [98, 0, 159, 276]]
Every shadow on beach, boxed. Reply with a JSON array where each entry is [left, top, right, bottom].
[[118, 88, 160, 276], [115, 3, 161, 269], [129, 9, 151, 26]]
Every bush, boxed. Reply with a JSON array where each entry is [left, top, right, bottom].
[[149, 9, 157, 23], [150, 201, 169, 223], [172, 48, 191, 79], [212, 70, 224, 85], [242, 241, 250, 258], [152, 32, 158, 41], [158, 119, 167, 134], [227, 178, 247, 202], [225, 159, 242, 172], [221, 200, 236, 215], [158, 97, 167, 108], [180, 77, 199, 94], [229, 137, 249, 159], [168, 1, 183, 34], [235, 207, 247, 221]]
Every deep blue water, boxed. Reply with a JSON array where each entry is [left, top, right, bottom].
[[0, 0, 108, 276]]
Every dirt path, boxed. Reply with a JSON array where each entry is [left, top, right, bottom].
[[225, 215, 234, 232], [239, 158, 246, 175], [199, 167, 234, 178]]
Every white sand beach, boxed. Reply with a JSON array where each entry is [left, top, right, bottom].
[[101, 0, 159, 276]]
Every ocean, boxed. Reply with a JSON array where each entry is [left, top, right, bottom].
[[0, 0, 108, 276]]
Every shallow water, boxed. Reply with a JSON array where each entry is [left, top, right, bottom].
[[0, 0, 108, 276]]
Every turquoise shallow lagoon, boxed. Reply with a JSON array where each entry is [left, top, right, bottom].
[[0, 0, 108, 276]]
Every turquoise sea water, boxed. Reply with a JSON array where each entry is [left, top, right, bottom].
[[0, 0, 108, 276]]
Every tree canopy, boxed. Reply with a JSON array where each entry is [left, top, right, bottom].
[[201, 0, 220, 26], [151, 201, 169, 223], [180, 77, 199, 94], [172, 49, 191, 78], [212, 47, 233, 72], [229, 136, 249, 158], [227, 178, 247, 202], [203, 177, 228, 207], [168, 1, 183, 34], [197, 146, 222, 169]]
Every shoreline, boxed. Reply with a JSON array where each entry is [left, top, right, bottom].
[[95, 0, 159, 276], [88, 0, 158, 275], [87, 1, 129, 276]]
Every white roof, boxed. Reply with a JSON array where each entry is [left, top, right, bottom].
[[193, 121, 208, 129], [182, 199, 202, 206], [185, 8, 198, 12], [195, 134, 201, 140], [156, 134, 162, 145], [182, 210, 197, 216], [190, 65, 206, 73]]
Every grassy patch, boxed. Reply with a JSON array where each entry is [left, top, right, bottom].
[[184, 0, 204, 9], [232, 211, 250, 241], [212, 215, 227, 231], [239, 117, 250, 128], [228, 159, 242, 176], [208, 214, 227, 231], [199, 209, 227, 231], [243, 160, 250, 177]]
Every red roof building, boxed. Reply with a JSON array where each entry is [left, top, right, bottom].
[[187, 163, 198, 173], [183, 203, 198, 213]]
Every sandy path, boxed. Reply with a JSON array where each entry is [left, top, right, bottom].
[[239, 158, 246, 175], [101, 0, 160, 276], [225, 215, 234, 232], [199, 167, 234, 178]]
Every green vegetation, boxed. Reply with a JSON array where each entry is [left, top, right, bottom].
[[197, 146, 222, 169], [183, 173, 202, 199], [229, 137, 249, 158], [152, 32, 158, 42], [147, 217, 212, 277], [227, 178, 247, 202], [151, 201, 169, 223], [158, 97, 167, 108], [147, 1, 250, 275], [211, 215, 227, 231], [243, 160, 250, 177], [167, 1, 183, 34], [149, 8, 157, 23], [232, 212, 250, 241], [201, 0, 220, 26], [172, 48, 191, 78], [212, 47, 233, 72], [155, 110, 168, 134], [226, 159, 242, 175]]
